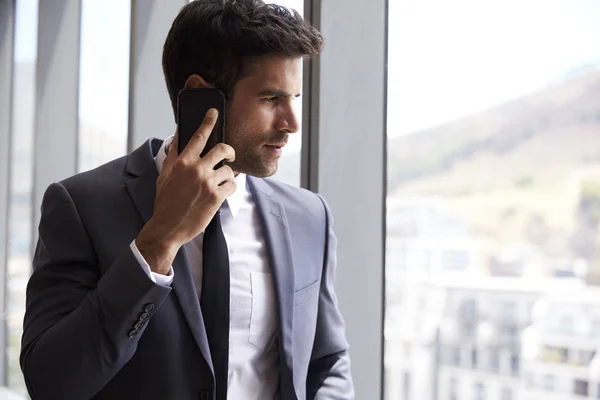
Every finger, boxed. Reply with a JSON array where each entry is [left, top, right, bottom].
[[212, 165, 235, 186], [180, 108, 218, 159], [201, 143, 236, 169], [170, 133, 179, 155], [161, 135, 179, 176], [218, 179, 237, 196]]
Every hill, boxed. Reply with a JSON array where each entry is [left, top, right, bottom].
[[388, 68, 600, 277]]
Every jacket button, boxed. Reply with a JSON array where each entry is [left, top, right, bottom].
[[200, 390, 211, 400], [128, 329, 138, 338], [139, 312, 149, 321], [144, 303, 155, 313]]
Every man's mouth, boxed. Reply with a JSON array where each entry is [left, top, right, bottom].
[[264, 143, 285, 157], [265, 143, 286, 150]]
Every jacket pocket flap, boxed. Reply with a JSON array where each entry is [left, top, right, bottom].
[[294, 279, 320, 306]]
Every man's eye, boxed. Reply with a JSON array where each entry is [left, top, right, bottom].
[[265, 97, 278, 103]]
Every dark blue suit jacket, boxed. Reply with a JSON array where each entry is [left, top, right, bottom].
[[20, 139, 354, 399]]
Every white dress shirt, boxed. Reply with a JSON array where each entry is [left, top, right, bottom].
[[130, 136, 280, 399]]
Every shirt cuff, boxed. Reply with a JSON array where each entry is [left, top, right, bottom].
[[130, 240, 174, 287]]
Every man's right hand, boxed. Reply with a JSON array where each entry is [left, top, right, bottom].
[[136, 108, 236, 275]]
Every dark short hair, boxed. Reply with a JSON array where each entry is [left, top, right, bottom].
[[162, 0, 324, 120]]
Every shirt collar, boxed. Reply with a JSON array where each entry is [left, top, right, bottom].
[[154, 136, 247, 219]]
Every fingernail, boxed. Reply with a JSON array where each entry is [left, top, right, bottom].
[[207, 108, 217, 117]]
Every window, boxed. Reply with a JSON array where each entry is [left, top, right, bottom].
[[574, 379, 589, 396], [571, 349, 596, 366], [459, 298, 478, 321], [441, 345, 460, 366], [500, 387, 513, 400], [510, 353, 520, 375], [474, 383, 485, 400], [451, 347, 460, 366], [442, 249, 470, 270], [542, 374, 555, 391], [77, 0, 131, 172], [557, 314, 575, 336], [471, 348, 478, 369], [499, 301, 517, 321], [449, 377, 458, 400], [384, 0, 600, 399], [560, 348, 569, 364], [264, 0, 304, 186], [6, 0, 39, 396], [488, 349, 500, 373]]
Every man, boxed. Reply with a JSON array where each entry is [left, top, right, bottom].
[[20, 1, 353, 399]]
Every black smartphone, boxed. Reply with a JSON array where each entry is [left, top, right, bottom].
[[177, 88, 226, 167]]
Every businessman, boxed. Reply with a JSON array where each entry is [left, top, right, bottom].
[[20, 1, 353, 399]]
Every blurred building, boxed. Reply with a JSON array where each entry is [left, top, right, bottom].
[[386, 196, 477, 297], [386, 196, 477, 400], [521, 287, 600, 399], [385, 274, 585, 400]]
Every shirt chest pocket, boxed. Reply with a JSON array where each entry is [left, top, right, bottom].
[[249, 272, 277, 351]]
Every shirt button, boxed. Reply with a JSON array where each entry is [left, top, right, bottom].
[[144, 303, 155, 313]]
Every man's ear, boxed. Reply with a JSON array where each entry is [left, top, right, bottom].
[[184, 74, 215, 89]]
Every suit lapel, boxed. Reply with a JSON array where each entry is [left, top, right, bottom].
[[124, 139, 214, 374], [247, 177, 297, 398]]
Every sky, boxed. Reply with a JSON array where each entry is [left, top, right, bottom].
[[387, 0, 600, 137], [13, 0, 600, 143]]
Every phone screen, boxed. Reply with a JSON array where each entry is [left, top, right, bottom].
[[176, 88, 226, 166]]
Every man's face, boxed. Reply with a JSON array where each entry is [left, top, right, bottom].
[[225, 55, 302, 177]]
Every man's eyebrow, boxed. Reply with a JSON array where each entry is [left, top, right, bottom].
[[258, 89, 301, 98]]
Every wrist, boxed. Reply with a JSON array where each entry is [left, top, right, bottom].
[[139, 217, 181, 248], [136, 220, 180, 275]]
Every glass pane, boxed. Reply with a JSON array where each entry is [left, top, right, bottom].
[[78, 0, 131, 172], [264, 0, 303, 187], [7, 0, 38, 396], [385, 1, 600, 399]]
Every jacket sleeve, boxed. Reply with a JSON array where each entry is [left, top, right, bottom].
[[306, 194, 355, 399], [20, 182, 172, 400]]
